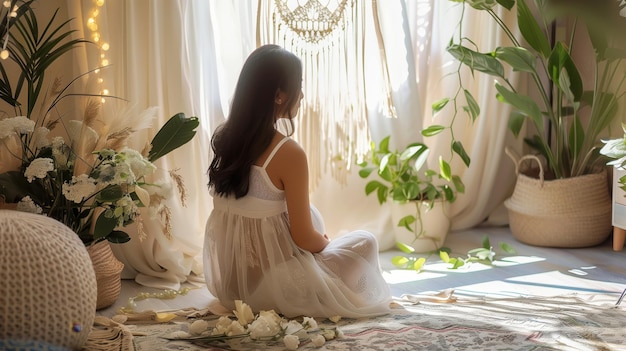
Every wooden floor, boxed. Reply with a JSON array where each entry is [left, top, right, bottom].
[[97, 225, 626, 318]]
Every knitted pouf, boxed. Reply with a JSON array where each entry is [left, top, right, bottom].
[[0, 210, 97, 350]]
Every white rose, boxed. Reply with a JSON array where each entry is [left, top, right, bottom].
[[248, 314, 281, 339], [302, 316, 318, 330], [189, 319, 209, 335], [311, 334, 326, 347], [283, 334, 300, 350], [234, 300, 255, 326]]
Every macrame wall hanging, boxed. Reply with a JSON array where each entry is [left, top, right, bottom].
[[257, 0, 396, 189]]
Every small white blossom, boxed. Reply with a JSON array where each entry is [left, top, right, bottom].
[[3, 1, 10, 8], [248, 313, 282, 339], [51, 137, 70, 167], [0, 50, 8, 60], [0, 116, 35, 139], [321, 329, 338, 341], [234, 300, 255, 326], [311, 334, 326, 347], [62, 174, 97, 203], [329, 315, 341, 323], [282, 320, 304, 337], [283, 334, 300, 350], [16, 196, 42, 214], [212, 316, 233, 335], [189, 319, 209, 335], [302, 317, 318, 330], [32, 127, 51, 149], [24, 158, 54, 182], [227, 320, 246, 336]]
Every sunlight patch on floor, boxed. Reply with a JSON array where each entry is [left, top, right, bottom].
[[382, 270, 446, 284]]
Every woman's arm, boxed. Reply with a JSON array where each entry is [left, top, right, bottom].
[[273, 140, 330, 253]]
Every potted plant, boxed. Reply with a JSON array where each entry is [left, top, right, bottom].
[[0, 1, 199, 309], [357, 135, 465, 253], [0, 1, 199, 245], [430, 0, 626, 247]]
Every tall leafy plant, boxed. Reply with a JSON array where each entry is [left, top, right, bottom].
[[429, 0, 626, 179]]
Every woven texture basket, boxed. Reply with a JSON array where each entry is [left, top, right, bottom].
[[87, 240, 124, 310], [504, 152, 612, 248], [0, 210, 97, 349]]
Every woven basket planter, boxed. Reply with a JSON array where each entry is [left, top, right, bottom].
[[504, 152, 612, 248], [87, 240, 124, 310]]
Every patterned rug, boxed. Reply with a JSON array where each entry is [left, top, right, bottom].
[[86, 293, 626, 351]]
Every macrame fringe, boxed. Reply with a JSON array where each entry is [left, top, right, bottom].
[[258, 0, 372, 190], [83, 316, 135, 351]]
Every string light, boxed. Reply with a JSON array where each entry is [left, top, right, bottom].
[[85, 0, 109, 103]]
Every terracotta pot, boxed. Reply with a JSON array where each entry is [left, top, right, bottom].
[[87, 240, 124, 310]]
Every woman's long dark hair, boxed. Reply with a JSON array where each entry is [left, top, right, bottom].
[[208, 45, 303, 198]]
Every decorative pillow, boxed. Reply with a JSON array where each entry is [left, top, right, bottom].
[[0, 210, 97, 349]]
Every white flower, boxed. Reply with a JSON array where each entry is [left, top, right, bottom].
[[282, 320, 305, 337], [302, 316, 318, 330], [32, 127, 51, 149], [234, 300, 255, 326], [0, 116, 35, 139], [24, 158, 54, 182], [62, 174, 97, 202], [212, 316, 234, 335], [3, 1, 10, 8], [0, 50, 8, 60], [189, 320, 209, 335], [248, 312, 282, 339], [227, 320, 246, 336], [119, 147, 156, 179], [329, 315, 341, 323], [51, 136, 70, 167], [283, 334, 300, 350], [311, 334, 326, 347], [322, 329, 336, 340], [16, 196, 42, 214]]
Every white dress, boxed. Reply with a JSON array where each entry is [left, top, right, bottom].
[[203, 138, 392, 318]]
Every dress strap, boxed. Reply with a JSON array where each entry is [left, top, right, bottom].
[[262, 137, 290, 169]]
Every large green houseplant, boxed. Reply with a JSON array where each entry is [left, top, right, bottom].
[[430, 0, 626, 247], [0, 1, 199, 245], [357, 135, 465, 252]]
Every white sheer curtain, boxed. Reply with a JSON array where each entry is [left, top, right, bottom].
[[68, 0, 215, 289], [64, 0, 525, 287]]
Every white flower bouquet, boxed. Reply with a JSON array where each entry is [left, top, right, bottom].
[[0, 1, 199, 244]]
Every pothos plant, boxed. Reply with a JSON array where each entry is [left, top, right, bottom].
[[392, 235, 517, 272], [357, 135, 465, 242]]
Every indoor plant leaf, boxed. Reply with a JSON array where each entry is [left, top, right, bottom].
[[148, 113, 199, 162]]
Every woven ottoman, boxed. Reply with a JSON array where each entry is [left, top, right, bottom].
[[0, 210, 97, 350]]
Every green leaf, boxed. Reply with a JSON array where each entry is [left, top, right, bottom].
[[448, 44, 505, 78], [548, 42, 583, 102], [517, 0, 551, 58], [439, 250, 450, 263], [397, 215, 416, 232], [452, 141, 471, 167], [148, 113, 199, 162], [463, 89, 480, 122], [496, 0, 515, 11], [391, 255, 410, 267], [93, 212, 117, 241], [358, 167, 375, 179], [379, 135, 391, 154], [495, 46, 537, 73], [413, 257, 426, 271], [97, 184, 124, 202], [439, 156, 452, 181], [451, 258, 466, 269], [452, 175, 465, 194], [397, 242, 416, 254], [432, 98, 449, 114], [508, 110, 527, 137], [495, 82, 543, 133], [499, 242, 517, 254], [422, 125, 446, 137], [106, 230, 131, 244], [482, 235, 491, 249]]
